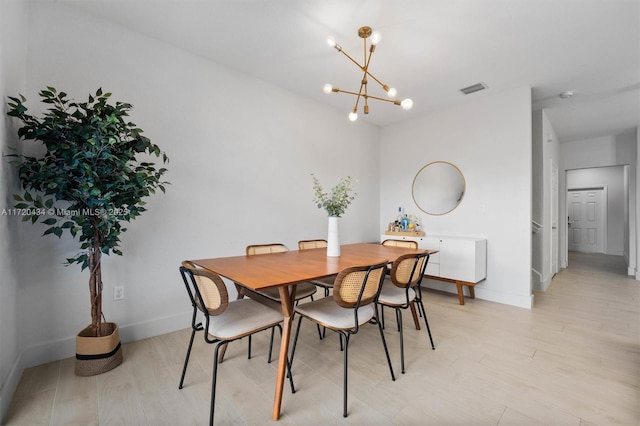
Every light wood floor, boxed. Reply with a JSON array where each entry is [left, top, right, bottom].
[[4, 252, 639, 425]]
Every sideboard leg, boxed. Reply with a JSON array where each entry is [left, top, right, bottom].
[[468, 285, 475, 299], [455, 281, 465, 305]]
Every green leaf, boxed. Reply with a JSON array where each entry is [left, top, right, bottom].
[[6, 86, 170, 272], [43, 227, 56, 236]]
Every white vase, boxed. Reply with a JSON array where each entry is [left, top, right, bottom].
[[327, 216, 340, 257]]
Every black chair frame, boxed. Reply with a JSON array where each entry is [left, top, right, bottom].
[[178, 266, 296, 425], [380, 252, 435, 374], [289, 262, 396, 417]]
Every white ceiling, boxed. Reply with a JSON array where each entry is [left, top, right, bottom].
[[60, 0, 639, 142]]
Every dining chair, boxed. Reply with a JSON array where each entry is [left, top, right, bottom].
[[178, 263, 295, 425], [297, 239, 337, 340], [289, 261, 396, 417], [377, 252, 435, 374], [298, 239, 335, 297], [182, 260, 275, 364], [381, 239, 418, 249], [244, 243, 321, 355], [245, 243, 318, 303], [380, 239, 422, 330]]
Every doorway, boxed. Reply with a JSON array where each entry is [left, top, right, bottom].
[[567, 188, 606, 253]]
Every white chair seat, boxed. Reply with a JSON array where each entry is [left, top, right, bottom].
[[295, 296, 374, 330], [260, 281, 317, 301], [378, 280, 415, 307], [207, 299, 282, 340]]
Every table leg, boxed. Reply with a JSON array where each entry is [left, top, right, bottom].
[[272, 285, 296, 420], [409, 301, 421, 330]]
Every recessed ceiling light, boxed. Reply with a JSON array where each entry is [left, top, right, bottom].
[[460, 82, 488, 95], [559, 91, 574, 99]]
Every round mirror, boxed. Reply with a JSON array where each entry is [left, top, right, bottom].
[[412, 161, 466, 215]]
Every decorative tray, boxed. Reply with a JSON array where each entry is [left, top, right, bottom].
[[384, 231, 425, 237]]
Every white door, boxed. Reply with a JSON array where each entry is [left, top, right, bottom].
[[551, 162, 559, 274], [567, 189, 604, 253]]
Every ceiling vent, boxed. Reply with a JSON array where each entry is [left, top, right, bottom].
[[460, 82, 488, 95]]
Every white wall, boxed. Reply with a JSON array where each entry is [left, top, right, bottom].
[[616, 131, 638, 273], [379, 87, 534, 308], [0, 0, 28, 421], [9, 2, 381, 374], [532, 110, 560, 291], [637, 128, 640, 278]]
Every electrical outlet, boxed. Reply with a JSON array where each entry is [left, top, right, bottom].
[[113, 286, 124, 300]]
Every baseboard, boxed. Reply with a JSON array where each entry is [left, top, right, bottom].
[[421, 278, 534, 309], [117, 311, 191, 343], [0, 352, 24, 424], [531, 268, 547, 292], [534, 271, 553, 292], [17, 311, 191, 371], [0, 311, 192, 423], [474, 287, 534, 309]]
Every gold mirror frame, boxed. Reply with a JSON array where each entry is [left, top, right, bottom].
[[412, 161, 466, 216]]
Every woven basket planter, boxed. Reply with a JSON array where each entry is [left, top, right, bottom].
[[75, 322, 123, 376]]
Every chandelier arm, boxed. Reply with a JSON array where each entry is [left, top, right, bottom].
[[361, 94, 402, 105], [363, 42, 371, 113], [334, 47, 365, 71], [354, 80, 366, 111], [364, 70, 390, 92], [332, 88, 364, 97], [362, 68, 369, 112], [331, 89, 402, 105]]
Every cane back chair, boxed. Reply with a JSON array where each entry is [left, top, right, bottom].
[[290, 262, 396, 417], [178, 262, 295, 425], [377, 252, 435, 374], [298, 239, 336, 297]]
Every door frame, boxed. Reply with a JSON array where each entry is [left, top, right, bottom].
[[551, 161, 559, 275], [567, 186, 608, 254]]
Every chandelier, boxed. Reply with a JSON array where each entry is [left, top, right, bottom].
[[323, 26, 413, 121]]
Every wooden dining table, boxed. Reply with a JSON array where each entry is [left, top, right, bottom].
[[190, 242, 427, 421]]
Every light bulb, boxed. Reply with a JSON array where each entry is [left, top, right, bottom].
[[371, 31, 382, 45], [387, 87, 397, 97], [348, 111, 358, 121], [401, 98, 413, 110], [323, 84, 333, 94], [327, 37, 336, 47]]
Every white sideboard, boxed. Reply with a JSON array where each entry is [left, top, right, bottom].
[[381, 233, 487, 304]]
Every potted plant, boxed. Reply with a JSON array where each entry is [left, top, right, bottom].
[[6, 87, 169, 376], [312, 174, 356, 257]]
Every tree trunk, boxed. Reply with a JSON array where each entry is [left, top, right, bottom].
[[89, 227, 103, 337]]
